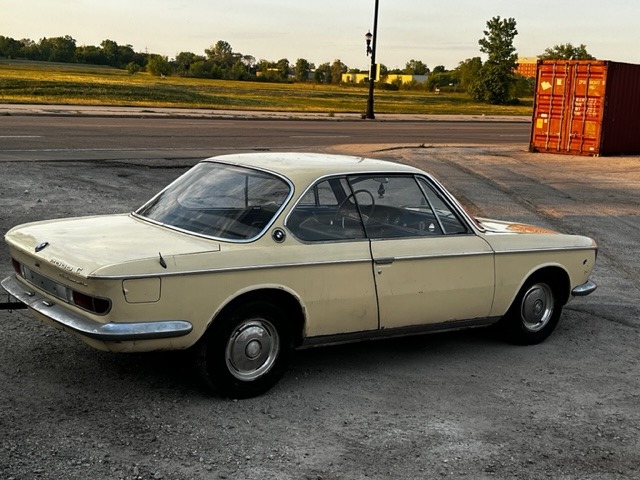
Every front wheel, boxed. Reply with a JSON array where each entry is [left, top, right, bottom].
[[194, 301, 293, 398], [500, 277, 562, 345]]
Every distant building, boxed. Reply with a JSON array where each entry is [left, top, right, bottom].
[[341, 72, 429, 85], [516, 57, 539, 78]]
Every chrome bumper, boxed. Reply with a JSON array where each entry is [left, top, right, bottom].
[[1, 275, 192, 341], [571, 280, 597, 297]]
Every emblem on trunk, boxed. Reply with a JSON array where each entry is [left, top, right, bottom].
[[50, 258, 83, 274], [35, 241, 50, 253]]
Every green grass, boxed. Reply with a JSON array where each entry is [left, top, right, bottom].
[[0, 59, 533, 116]]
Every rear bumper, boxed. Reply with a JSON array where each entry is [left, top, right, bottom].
[[571, 280, 597, 297], [1, 275, 192, 341]]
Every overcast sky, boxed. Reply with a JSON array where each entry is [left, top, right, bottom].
[[3, 0, 638, 70]]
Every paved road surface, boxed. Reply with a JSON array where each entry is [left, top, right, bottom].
[[0, 115, 531, 161]]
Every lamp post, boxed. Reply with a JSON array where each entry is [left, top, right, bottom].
[[365, 0, 379, 120]]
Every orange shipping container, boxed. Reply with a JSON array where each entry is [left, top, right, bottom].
[[530, 60, 640, 156]]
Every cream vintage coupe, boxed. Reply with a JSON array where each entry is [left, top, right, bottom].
[[2, 153, 597, 398]]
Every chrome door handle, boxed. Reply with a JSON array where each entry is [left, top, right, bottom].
[[374, 257, 395, 265]]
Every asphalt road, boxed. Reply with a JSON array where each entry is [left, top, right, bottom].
[[0, 116, 531, 161]]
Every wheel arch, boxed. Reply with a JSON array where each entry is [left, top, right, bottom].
[[521, 265, 571, 307], [209, 287, 306, 347]]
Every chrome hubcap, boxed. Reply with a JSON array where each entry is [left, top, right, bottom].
[[521, 283, 554, 332], [226, 319, 279, 381]]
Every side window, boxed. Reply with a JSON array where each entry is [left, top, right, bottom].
[[287, 178, 366, 242], [418, 178, 468, 235], [348, 175, 442, 239]]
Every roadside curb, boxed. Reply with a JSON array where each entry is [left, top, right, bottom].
[[0, 103, 531, 123]]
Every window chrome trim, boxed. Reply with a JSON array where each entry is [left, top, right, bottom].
[[284, 171, 483, 242], [417, 174, 484, 233]]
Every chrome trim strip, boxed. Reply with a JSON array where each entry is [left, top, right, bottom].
[[372, 250, 493, 262], [493, 246, 597, 255], [300, 317, 500, 349], [89, 250, 495, 280], [89, 257, 374, 280], [571, 280, 597, 297], [1, 275, 192, 341]]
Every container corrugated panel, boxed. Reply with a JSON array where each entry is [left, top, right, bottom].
[[530, 60, 640, 156]]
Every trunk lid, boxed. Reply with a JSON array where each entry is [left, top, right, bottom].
[[5, 214, 221, 277]]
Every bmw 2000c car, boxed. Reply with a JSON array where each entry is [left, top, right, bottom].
[[2, 153, 597, 398]]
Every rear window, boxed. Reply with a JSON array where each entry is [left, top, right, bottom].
[[136, 162, 291, 241]]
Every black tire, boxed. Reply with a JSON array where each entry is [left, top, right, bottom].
[[500, 276, 563, 345], [194, 301, 293, 399]]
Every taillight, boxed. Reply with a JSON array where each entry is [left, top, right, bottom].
[[11, 258, 23, 276], [72, 291, 111, 315]]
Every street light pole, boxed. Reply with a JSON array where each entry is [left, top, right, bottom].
[[365, 0, 379, 120]]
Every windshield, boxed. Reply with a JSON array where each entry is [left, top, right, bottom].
[[135, 162, 291, 241]]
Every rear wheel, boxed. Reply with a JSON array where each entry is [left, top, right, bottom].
[[501, 276, 562, 345], [195, 301, 293, 398]]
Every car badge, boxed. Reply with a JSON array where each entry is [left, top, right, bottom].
[[35, 241, 50, 253], [272, 228, 286, 243]]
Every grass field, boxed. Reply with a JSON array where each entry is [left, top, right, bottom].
[[0, 59, 533, 116]]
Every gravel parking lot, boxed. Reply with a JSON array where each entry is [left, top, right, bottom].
[[1, 143, 639, 480]]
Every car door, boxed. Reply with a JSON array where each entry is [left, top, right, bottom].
[[350, 174, 495, 329], [286, 177, 379, 337]]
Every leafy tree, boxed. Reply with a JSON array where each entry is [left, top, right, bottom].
[[126, 62, 140, 75], [75, 45, 108, 65], [512, 73, 535, 97], [228, 60, 250, 80], [175, 51, 204, 76], [241, 55, 256, 74], [432, 65, 446, 74], [404, 59, 429, 75], [15, 38, 38, 59], [330, 59, 347, 84], [36, 36, 76, 62], [210, 64, 225, 79], [276, 58, 290, 80], [455, 57, 482, 92], [0, 35, 22, 58], [205, 40, 235, 68], [471, 16, 518, 104], [116, 44, 136, 66], [294, 58, 312, 82], [146, 54, 172, 76], [540, 43, 595, 60], [427, 70, 458, 91], [254, 59, 283, 82], [100, 39, 121, 66], [314, 62, 331, 83], [189, 60, 214, 78], [377, 63, 389, 82]]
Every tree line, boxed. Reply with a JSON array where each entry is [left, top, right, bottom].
[[0, 35, 433, 84], [0, 19, 595, 105]]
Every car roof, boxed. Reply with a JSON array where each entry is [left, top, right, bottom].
[[203, 152, 424, 183]]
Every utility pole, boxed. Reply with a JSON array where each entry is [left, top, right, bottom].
[[365, 0, 379, 120]]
